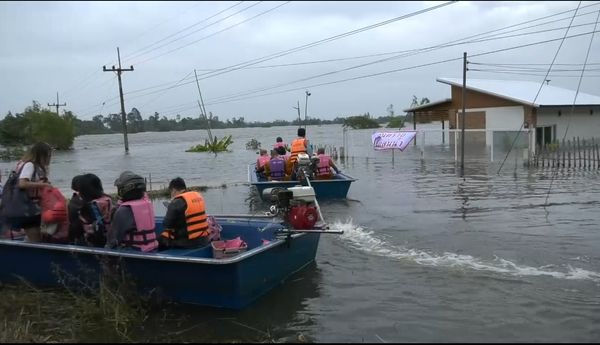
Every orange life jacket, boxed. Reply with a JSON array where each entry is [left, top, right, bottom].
[[289, 138, 307, 164], [163, 191, 209, 240]]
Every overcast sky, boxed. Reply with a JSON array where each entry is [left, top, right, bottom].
[[1, 1, 599, 122]]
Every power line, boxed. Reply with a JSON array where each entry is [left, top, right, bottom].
[[111, 9, 600, 104], [496, 1, 583, 175], [126, 1, 258, 63], [96, 1, 456, 110], [133, 1, 290, 65], [205, 30, 600, 107], [123, 1, 246, 61], [544, 9, 600, 206], [120, 3, 600, 106]]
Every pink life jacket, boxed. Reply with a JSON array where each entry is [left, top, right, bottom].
[[273, 142, 287, 149], [80, 194, 114, 244], [317, 154, 332, 176], [257, 155, 270, 168], [120, 199, 158, 252]]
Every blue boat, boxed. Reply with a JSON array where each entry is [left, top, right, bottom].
[[248, 164, 357, 200], [0, 211, 335, 309]]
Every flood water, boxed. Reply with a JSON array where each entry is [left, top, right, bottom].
[[1, 123, 599, 342]]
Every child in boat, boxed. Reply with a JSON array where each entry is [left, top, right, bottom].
[[77, 173, 115, 247]]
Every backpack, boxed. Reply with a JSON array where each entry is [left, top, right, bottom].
[[0, 163, 41, 220]]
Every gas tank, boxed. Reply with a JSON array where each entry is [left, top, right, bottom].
[[288, 205, 318, 229]]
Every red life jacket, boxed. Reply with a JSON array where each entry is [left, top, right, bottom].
[[120, 199, 158, 252]]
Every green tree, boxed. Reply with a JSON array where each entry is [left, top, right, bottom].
[[0, 101, 75, 149], [342, 113, 380, 129]]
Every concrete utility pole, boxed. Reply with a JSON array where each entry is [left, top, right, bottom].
[[103, 47, 134, 153], [304, 90, 311, 129], [293, 101, 301, 126], [460, 51, 467, 178], [48, 92, 66, 116]]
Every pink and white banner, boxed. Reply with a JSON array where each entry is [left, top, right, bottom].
[[371, 131, 417, 151]]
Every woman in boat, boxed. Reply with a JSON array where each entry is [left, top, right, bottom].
[[273, 137, 288, 152], [255, 149, 270, 181], [77, 173, 115, 247], [314, 147, 340, 180], [262, 149, 288, 181], [108, 171, 158, 252], [67, 175, 85, 244], [6, 142, 53, 242], [159, 177, 220, 249]]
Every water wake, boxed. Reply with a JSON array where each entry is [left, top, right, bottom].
[[332, 220, 600, 283]]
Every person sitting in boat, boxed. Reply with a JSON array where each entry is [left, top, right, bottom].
[[273, 137, 288, 152], [159, 177, 220, 249], [67, 175, 85, 244], [256, 149, 288, 181], [314, 148, 340, 180], [77, 173, 115, 247], [255, 149, 270, 181], [108, 171, 158, 252], [288, 127, 311, 180]]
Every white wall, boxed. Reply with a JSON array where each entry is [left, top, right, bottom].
[[464, 106, 524, 144], [537, 107, 600, 141]]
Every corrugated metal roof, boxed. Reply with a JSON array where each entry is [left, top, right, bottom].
[[437, 77, 600, 107]]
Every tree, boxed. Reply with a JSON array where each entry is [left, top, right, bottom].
[[342, 113, 380, 129], [0, 101, 75, 149]]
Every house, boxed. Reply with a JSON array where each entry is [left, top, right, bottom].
[[404, 78, 600, 153]]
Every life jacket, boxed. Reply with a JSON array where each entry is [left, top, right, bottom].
[[80, 194, 114, 246], [166, 191, 210, 241], [317, 154, 332, 176], [273, 142, 287, 149], [289, 138, 307, 164], [40, 187, 67, 224], [120, 199, 158, 252], [257, 155, 270, 168], [269, 157, 286, 180]]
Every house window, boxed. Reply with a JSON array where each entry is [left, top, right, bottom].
[[536, 125, 555, 147]]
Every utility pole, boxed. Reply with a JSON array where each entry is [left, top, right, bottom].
[[304, 90, 311, 129], [103, 47, 134, 153], [293, 101, 301, 126], [460, 51, 467, 178], [48, 92, 66, 116]]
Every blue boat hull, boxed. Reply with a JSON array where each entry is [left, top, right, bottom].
[[248, 164, 356, 199], [0, 216, 320, 309]]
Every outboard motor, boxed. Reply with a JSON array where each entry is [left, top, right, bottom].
[[263, 185, 319, 230], [295, 153, 319, 182]]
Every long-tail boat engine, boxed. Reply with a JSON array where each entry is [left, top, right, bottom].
[[263, 186, 319, 229]]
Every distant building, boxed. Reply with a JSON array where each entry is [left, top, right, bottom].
[[404, 78, 600, 153]]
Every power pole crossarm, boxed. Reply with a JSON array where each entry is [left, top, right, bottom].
[[48, 92, 66, 116], [103, 47, 134, 153]]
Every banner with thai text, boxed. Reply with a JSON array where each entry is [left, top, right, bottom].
[[371, 131, 417, 151]]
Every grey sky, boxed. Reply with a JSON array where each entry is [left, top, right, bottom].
[[1, 1, 599, 122]]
